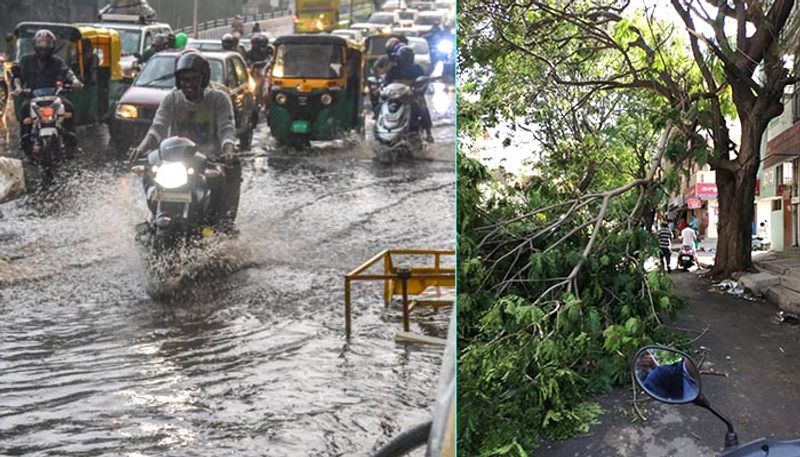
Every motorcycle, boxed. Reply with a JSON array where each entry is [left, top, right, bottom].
[[678, 245, 695, 271], [18, 83, 74, 184], [633, 345, 800, 456], [369, 75, 431, 162], [131, 136, 226, 256]]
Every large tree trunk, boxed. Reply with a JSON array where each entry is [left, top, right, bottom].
[[709, 119, 765, 278]]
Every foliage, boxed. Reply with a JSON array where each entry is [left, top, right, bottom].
[[458, 153, 686, 455]]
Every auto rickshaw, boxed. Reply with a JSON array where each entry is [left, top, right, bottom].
[[9, 22, 127, 127], [267, 35, 365, 148]]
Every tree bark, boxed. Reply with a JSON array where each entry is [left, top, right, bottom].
[[709, 118, 766, 278]]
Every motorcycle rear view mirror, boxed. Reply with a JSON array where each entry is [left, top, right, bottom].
[[632, 345, 701, 404]]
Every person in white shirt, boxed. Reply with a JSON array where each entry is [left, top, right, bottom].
[[680, 226, 701, 267]]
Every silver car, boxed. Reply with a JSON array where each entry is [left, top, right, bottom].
[[407, 37, 432, 75]]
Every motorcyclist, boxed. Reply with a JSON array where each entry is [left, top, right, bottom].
[[127, 52, 241, 229], [383, 45, 434, 143], [13, 29, 83, 157], [139, 33, 168, 63], [221, 32, 249, 61], [246, 34, 272, 64]]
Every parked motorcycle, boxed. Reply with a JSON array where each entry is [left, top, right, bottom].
[[131, 136, 226, 256], [633, 345, 800, 456], [678, 245, 695, 271], [18, 84, 74, 184], [370, 76, 431, 162]]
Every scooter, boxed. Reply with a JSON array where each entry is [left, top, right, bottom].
[[18, 83, 74, 184], [370, 75, 431, 162], [633, 345, 800, 456], [130, 136, 226, 255], [678, 245, 695, 270]]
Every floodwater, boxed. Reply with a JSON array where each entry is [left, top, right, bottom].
[[0, 87, 455, 456]]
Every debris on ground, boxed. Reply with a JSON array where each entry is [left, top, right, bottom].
[[778, 311, 800, 325], [0, 157, 25, 203], [712, 279, 759, 301]]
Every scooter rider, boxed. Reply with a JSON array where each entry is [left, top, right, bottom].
[[384, 45, 434, 143], [138, 33, 168, 63], [127, 52, 241, 228], [680, 224, 701, 267], [13, 29, 83, 157]]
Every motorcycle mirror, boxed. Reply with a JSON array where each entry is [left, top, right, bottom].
[[367, 76, 378, 85], [632, 345, 702, 404], [413, 76, 429, 88]]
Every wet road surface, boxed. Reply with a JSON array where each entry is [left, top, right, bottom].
[[0, 88, 455, 456]]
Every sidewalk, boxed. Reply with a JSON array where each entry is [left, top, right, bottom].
[[538, 273, 800, 457]]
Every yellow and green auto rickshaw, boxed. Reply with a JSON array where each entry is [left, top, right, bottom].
[[266, 34, 365, 148], [9, 22, 127, 127]]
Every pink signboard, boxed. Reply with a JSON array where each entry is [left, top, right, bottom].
[[695, 182, 718, 199], [688, 198, 702, 209]]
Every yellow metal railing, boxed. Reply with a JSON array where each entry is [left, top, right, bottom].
[[344, 249, 454, 338]]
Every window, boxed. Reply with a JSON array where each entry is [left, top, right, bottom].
[[232, 56, 248, 86], [272, 44, 343, 79], [773, 199, 783, 211], [794, 83, 800, 124], [226, 59, 239, 89]]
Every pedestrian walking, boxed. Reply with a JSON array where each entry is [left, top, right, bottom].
[[658, 222, 673, 272]]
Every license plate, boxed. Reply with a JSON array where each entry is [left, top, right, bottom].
[[291, 120, 310, 133], [156, 190, 192, 203], [39, 127, 58, 137]]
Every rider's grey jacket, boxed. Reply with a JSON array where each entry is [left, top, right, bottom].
[[147, 87, 236, 159]]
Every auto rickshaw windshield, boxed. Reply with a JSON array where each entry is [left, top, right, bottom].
[[16, 37, 78, 63], [272, 44, 343, 79]]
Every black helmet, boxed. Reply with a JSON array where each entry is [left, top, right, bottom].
[[175, 52, 210, 89], [396, 45, 415, 67], [250, 33, 269, 52], [222, 33, 237, 51], [33, 29, 56, 59]]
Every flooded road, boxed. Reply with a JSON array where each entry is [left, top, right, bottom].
[[0, 88, 455, 456]]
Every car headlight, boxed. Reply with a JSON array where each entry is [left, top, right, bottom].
[[320, 93, 332, 105], [275, 93, 287, 105], [116, 104, 138, 119], [436, 39, 453, 55], [154, 162, 188, 189]]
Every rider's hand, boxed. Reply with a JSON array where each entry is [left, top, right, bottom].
[[72, 80, 84, 90], [128, 146, 143, 163], [221, 143, 239, 166]]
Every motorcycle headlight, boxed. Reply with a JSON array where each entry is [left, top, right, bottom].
[[275, 93, 287, 105], [248, 76, 256, 92], [436, 39, 453, 55], [154, 162, 188, 189], [116, 104, 138, 119], [320, 93, 332, 105]]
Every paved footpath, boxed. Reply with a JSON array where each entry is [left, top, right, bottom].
[[538, 272, 800, 457]]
